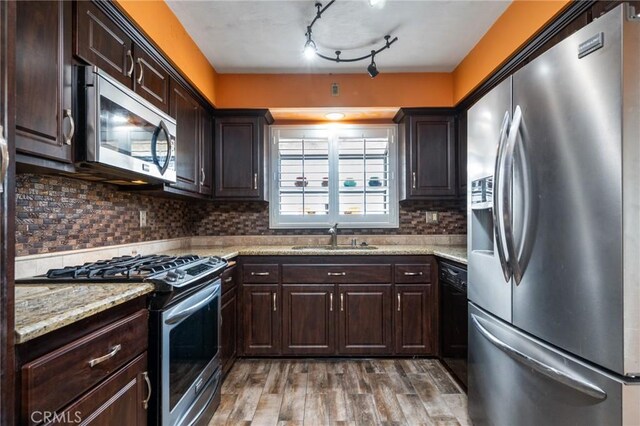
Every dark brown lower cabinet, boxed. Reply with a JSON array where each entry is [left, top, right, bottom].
[[220, 287, 237, 375], [337, 284, 393, 355], [48, 353, 148, 426], [282, 285, 335, 355], [394, 285, 435, 355], [242, 285, 280, 355]]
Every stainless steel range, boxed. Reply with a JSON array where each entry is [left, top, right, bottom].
[[17, 254, 228, 426]]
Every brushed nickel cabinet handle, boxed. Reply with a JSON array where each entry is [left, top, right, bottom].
[[201, 167, 205, 186], [273, 293, 277, 311], [253, 173, 258, 189], [327, 272, 346, 276], [224, 277, 233, 283], [340, 293, 344, 312], [63, 109, 75, 145], [330, 293, 333, 312], [412, 172, 417, 189], [403, 271, 423, 276], [251, 272, 270, 276], [89, 344, 122, 367], [0, 125, 8, 193], [142, 371, 152, 410], [397, 293, 401, 312], [126, 50, 134, 77], [136, 59, 144, 84]]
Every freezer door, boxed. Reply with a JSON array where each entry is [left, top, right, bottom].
[[508, 8, 628, 373], [468, 303, 639, 426], [467, 78, 513, 322]]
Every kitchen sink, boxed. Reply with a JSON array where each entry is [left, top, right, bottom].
[[291, 245, 378, 250]]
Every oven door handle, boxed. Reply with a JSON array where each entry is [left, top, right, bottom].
[[165, 285, 219, 325]]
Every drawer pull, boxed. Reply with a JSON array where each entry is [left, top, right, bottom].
[[143, 371, 152, 410], [327, 272, 346, 276], [224, 277, 233, 283], [89, 344, 122, 367], [403, 271, 423, 276], [251, 272, 270, 276]]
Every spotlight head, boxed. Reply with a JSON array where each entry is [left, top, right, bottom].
[[367, 53, 379, 78], [304, 39, 317, 60]]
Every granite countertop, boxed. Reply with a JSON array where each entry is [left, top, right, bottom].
[[15, 283, 154, 344], [162, 244, 468, 265]]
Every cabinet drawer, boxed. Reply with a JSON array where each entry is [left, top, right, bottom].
[[243, 264, 279, 283], [22, 309, 148, 419], [395, 264, 431, 283], [221, 266, 237, 294], [282, 264, 392, 284]]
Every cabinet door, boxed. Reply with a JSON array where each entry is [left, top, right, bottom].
[[282, 285, 335, 355], [74, 1, 133, 87], [49, 354, 148, 426], [16, 0, 73, 163], [394, 285, 435, 355], [199, 110, 213, 196], [214, 117, 262, 199], [337, 284, 392, 355], [133, 47, 170, 114], [220, 288, 237, 376], [242, 285, 280, 355], [170, 80, 200, 193], [409, 115, 456, 198], [457, 111, 467, 197]]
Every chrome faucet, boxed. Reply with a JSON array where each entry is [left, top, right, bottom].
[[328, 223, 339, 248]]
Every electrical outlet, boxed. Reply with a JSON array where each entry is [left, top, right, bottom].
[[331, 82, 340, 96], [139, 210, 147, 228], [425, 211, 439, 224]]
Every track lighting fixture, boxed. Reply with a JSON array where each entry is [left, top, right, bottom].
[[302, 0, 397, 78], [367, 52, 379, 78]]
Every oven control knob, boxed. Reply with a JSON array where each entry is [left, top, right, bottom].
[[165, 270, 179, 282], [176, 269, 186, 279]]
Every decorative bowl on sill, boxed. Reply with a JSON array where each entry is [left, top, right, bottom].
[[294, 177, 308, 187], [343, 177, 357, 187], [321, 177, 329, 187], [368, 177, 382, 187]]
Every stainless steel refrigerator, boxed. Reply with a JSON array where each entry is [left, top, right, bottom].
[[467, 4, 640, 425]]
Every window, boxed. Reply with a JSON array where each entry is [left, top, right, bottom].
[[270, 124, 398, 228]]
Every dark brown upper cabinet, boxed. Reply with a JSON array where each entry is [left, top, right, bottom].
[[75, 1, 169, 114], [170, 79, 201, 194], [15, 0, 73, 164], [457, 110, 467, 197], [214, 110, 273, 201], [199, 109, 213, 196], [396, 109, 458, 200]]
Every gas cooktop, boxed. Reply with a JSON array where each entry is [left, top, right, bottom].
[[16, 254, 228, 292]]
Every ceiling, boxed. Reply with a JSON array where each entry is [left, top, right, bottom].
[[166, 0, 511, 74]]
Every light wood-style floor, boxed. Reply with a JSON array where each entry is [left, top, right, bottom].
[[209, 359, 469, 425]]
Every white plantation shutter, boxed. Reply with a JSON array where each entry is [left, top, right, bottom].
[[270, 125, 398, 229]]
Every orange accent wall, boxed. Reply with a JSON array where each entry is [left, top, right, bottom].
[[216, 73, 453, 109], [113, 0, 218, 105], [452, 0, 571, 104], [114, 0, 571, 111]]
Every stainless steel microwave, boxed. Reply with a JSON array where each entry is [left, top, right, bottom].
[[77, 66, 177, 183]]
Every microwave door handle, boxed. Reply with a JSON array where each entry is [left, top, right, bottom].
[[493, 110, 512, 282], [503, 105, 524, 285], [152, 120, 172, 175]]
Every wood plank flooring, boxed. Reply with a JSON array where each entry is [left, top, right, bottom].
[[210, 359, 469, 426]]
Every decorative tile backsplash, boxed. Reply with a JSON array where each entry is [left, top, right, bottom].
[[190, 200, 466, 236], [15, 174, 192, 256], [16, 173, 467, 256]]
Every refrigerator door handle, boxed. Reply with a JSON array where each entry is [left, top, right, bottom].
[[503, 105, 525, 285], [493, 110, 512, 282], [471, 313, 607, 401]]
